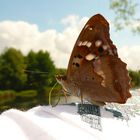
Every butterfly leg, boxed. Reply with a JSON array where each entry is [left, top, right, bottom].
[[76, 89, 83, 104], [62, 89, 69, 103], [80, 92, 84, 105]]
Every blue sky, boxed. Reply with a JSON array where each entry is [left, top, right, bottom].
[[0, 0, 139, 44], [0, 0, 140, 69], [0, 0, 112, 30]]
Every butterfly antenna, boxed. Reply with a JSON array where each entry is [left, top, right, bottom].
[[62, 89, 68, 103], [49, 82, 61, 107]]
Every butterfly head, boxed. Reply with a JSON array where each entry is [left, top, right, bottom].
[[56, 75, 66, 84], [56, 75, 80, 96], [56, 75, 68, 91]]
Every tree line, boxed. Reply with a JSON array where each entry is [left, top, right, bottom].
[[0, 48, 56, 94], [129, 70, 140, 88], [0, 47, 139, 94]]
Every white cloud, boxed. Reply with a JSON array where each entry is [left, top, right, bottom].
[[0, 21, 40, 54], [0, 15, 139, 70], [118, 46, 140, 70], [0, 15, 88, 68]]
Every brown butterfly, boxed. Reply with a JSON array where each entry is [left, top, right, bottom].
[[56, 14, 131, 105]]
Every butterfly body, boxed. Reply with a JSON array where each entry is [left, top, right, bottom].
[[56, 14, 131, 105]]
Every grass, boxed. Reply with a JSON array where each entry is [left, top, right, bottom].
[[16, 90, 37, 98]]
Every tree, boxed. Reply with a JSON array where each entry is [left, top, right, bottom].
[[129, 70, 140, 88], [26, 50, 56, 93], [0, 48, 27, 91], [110, 0, 140, 33]]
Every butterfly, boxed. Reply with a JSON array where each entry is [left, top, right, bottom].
[[56, 14, 131, 105]]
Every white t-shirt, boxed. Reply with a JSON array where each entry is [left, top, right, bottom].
[[0, 103, 140, 140]]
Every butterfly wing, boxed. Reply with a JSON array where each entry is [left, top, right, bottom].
[[66, 14, 131, 103]]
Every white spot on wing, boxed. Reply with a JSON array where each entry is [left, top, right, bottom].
[[78, 41, 82, 46], [109, 49, 113, 55], [101, 79, 106, 87], [85, 53, 96, 61], [96, 70, 106, 87], [95, 40, 102, 47], [103, 45, 108, 50], [97, 70, 104, 75], [86, 42, 92, 48], [85, 25, 89, 29], [82, 41, 88, 46], [88, 27, 92, 30], [95, 56, 99, 60], [113, 49, 117, 54]]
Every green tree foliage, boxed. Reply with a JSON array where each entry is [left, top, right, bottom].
[[110, 0, 140, 33], [0, 48, 56, 93], [55, 68, 66, 75], [0, 48, 27, 91], [26, 50, 56, 93], [129, 70, 140, 88]]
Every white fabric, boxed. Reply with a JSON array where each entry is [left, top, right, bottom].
[[0, 104, 140, 140]]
